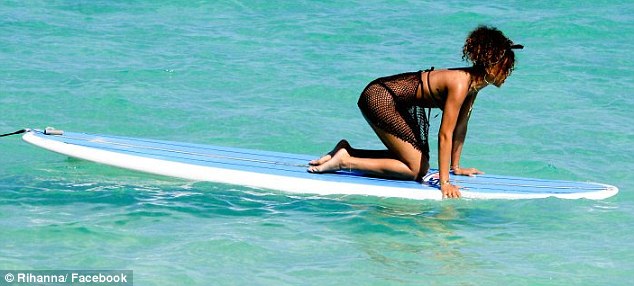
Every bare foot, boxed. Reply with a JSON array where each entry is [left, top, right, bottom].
[[307, 148, 350, 173], [309, 139, 351, 166]]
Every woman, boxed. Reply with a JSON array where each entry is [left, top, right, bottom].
[[308, 25, 523, 198]]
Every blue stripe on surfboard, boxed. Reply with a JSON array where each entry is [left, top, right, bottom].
[[55, 133, 310, 170], [58, 132, 313, 168], [32, 131, 610, 195]]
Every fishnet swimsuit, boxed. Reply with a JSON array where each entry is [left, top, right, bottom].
[[357, 68, 440, 159]]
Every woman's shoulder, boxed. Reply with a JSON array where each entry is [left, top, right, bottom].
[[434, 68, 471, 89], [437, 67, 471, 77]]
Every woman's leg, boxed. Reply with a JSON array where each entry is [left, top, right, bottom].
[[308, 139, 394, 166], [307, 123, 429, 180]]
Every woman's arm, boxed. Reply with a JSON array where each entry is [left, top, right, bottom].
[[451, 93, 474, 169], [438, 76, 470, 198], [450, 93, 473, 168], [450, 93, 485, 177]]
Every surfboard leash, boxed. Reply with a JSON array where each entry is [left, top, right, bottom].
[[1, 128, 64, 138], [0, 129, 27, 138]]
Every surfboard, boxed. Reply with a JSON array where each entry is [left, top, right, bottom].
[[21, 128, 618, 200]]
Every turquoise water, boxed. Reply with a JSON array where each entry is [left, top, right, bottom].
[[1, 0, 633, 285]]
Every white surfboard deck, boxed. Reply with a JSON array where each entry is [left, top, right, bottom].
[[22, 129, 618, 200]]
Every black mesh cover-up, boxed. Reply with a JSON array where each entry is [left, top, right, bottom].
[[357, 69, 437, 159]]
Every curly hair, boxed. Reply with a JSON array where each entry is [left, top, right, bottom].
[[462, 25, 521, 80]]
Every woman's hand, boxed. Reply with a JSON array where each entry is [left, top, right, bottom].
[[441, 183, 461, 199], [452, 166, 484, 177]]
